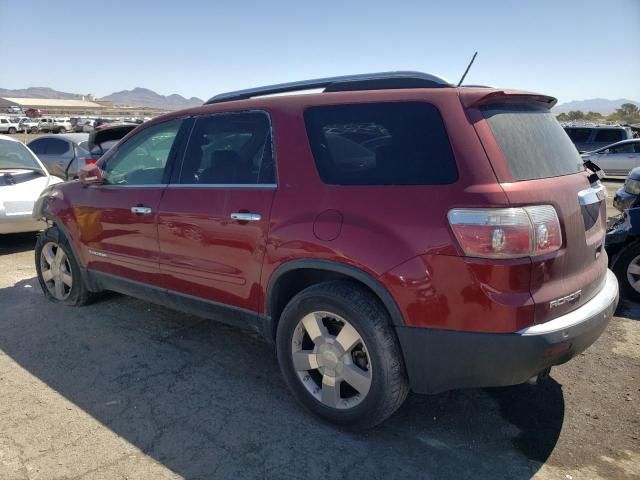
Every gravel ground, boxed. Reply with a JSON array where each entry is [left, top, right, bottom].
[[0, 182, 637, 480]]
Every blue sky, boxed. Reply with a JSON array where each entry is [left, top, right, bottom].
[[1, 0, 639, 104]]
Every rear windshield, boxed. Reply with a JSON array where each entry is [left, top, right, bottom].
[[564, 127, 591, 143], [304, 102, 457, 185], [482, 103, 584, 181]]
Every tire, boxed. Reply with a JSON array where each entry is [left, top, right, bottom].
[[58, 127, 65, 134], [35, 226, 94, 306], [612, 241, 640, 302], [8, 127, 16, 134], [276, 280, 409, 428]]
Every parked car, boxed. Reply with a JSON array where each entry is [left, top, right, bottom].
[[581, 139, 640, 176], [0, 136, 62, 234], [564, 125, 633, 152], [5, 106, 22, 114], [38, 117, 72, 134], [33, 71, 619, 427], [25, 108, 43, 118], [20, 118, 40, 133], [0, 117, 21, 134], [28, 133, 91, 180]]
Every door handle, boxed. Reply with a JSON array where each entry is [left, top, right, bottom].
[[131, 206, 152, 215], [230, 212, 261, 222]]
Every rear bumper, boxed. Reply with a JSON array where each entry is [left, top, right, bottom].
[[396, 269, 619, 394]]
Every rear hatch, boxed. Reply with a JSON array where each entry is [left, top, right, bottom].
[[465, 91, 608, 323]]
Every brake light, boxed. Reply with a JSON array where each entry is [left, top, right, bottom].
[[85, 158, 97, 165], [448, 206, 562, 259]]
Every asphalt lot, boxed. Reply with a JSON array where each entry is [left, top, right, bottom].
[[0, 181, 638, 479]]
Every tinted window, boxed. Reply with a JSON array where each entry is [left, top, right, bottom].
[[46, 139, 71, 155], [304, 102, 457, 185], [564, 127, 591, 142], [482, 103, 584, 181], [177, 112, 274, 185], [595, 129, 624, 143], [28, 138, 53, 154], [102, 119, 182, 185]]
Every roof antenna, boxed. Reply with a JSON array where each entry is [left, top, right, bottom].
[[457, 51, 478, 87]]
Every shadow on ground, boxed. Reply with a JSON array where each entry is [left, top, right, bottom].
[[0, 232, 38, 256], [0, 277, 565, 479]]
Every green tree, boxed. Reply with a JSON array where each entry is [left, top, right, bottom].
[[566, 110, 585, 120], [557, 112, 569, 121], [584, 111, 603, 120], [613, 103, 640, 122]]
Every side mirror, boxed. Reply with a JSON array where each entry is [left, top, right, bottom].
[[79, 162, 104, 185]]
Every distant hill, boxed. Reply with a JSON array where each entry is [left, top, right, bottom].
[[100, 88, 203, 110], [0, 86, 203, 110], [0, 87, 79, 100], [554, 98, 640, 115]]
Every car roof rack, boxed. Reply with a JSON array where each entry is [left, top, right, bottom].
[[204, 71, 452, 105]]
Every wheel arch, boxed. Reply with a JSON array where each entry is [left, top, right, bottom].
[[265, 259, 405, 340]]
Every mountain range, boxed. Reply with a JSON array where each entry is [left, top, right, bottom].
[[1, 86, 637, 114], [0, 86, 203, 110], [553, 98, 639, 115]]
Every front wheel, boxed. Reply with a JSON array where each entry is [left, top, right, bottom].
[[8, 127, 16, 134], [35, 226, 94, 306], [276, 281, 409, 428]]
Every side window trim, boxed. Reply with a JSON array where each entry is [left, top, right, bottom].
[[171, 109, 277, 187]]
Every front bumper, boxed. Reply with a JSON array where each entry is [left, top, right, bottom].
[[396, 269, 619, 394], [0, 212, 45, 234]]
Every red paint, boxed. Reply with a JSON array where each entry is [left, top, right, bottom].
[[43, 85, 607, 334]]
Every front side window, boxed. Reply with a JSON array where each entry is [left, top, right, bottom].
[[177, 112, 274, 185], [46, 139, 71, 155], [28, 138, 53, 154], [304, 102, 457, 185], [102, 119, 182, 185], [609, 143, 634, 154]]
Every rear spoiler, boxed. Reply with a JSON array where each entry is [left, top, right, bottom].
[[459, 89, 557, 109]]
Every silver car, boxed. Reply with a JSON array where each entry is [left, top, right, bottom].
[[581, 139, 640, 176], [27, 133, 92, 180]]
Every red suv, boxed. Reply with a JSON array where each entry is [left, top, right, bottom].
[[33, 72, 619, 427]]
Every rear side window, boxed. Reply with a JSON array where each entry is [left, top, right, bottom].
[[304, 102, 457, 185], [28, 138, 53, 154], [177, 112, 274, 185], [46, 139, 71, 155], [482, 103, 584, 181], [595, 129, 624, 143]]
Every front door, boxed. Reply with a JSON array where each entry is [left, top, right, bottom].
[[157, 111, 276, 312], [77, 118, 185, 285]]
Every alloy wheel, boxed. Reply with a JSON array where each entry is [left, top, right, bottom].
[[291, 311, 372, 410], [40, 242, 73, 300]]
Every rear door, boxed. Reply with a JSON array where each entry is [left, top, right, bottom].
[[473, 100, 607, 323], [75, 118, 185, 285], [156, 111, 276, 312]]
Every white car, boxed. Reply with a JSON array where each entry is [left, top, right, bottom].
[[0, 116, 21, 134], [0, 136, 63, 234], [581, 139, 640, 176]]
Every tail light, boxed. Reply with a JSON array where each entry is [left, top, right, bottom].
[[84, 158, 97, 165], [448, 205, 562, 259]]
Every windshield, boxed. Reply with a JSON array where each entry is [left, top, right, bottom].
[[0, 140, 43, 171], [482, 103, 585, 181]]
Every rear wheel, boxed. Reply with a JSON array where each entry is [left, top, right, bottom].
[[8, 127, 16, 134], [35, 226, 94, 306], [58, 127, 66, 133], [276, 281, 409, 428], [613, 241, 640, 302]]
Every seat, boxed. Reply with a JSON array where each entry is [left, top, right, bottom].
[[199, 150, 248, 184]]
